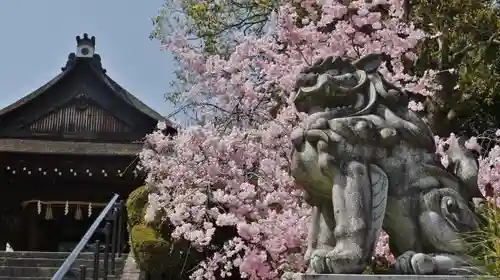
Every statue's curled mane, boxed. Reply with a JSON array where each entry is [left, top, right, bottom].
[[292, 54, 435, 152]]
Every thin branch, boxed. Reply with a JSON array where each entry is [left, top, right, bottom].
[[167, 102, 232, 120], [403, 0, 411, 22]]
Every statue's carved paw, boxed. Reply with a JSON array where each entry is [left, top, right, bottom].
[[307, 249, 330, 274], [395, 251, 416, 274], [430, 253, 483, 275], [325, 242, 364, 274], [395, 251, 436, 275], [410, 253, 436, 275]]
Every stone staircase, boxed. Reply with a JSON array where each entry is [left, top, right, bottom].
[[0, 251, 126, 280]]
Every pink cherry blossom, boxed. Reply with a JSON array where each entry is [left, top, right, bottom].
[[141, 0, 500, 278]]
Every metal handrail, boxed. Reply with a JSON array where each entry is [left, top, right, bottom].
[[51, 193, 120, 280]]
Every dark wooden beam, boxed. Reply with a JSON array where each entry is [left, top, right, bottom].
[[0, 139, 143, 156]]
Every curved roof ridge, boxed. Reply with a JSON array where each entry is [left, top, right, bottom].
[[0, 55, 174, 128], [90, 63, 170, 123]]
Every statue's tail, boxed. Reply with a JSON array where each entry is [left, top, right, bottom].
[[367, 164, 390, 258]]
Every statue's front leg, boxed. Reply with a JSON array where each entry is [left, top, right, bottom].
[[395, 251, 483, 275], [304, 205, 319, 264], [305, 205, 331, 274], [326, 161, 372, 273], [306, 202, 337, 274]]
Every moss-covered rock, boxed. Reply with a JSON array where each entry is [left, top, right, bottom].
[[126, 185, 209, 279], [127, 186, 172, 276], [130, 224, 171, 276], [126, 185, 149, 231]]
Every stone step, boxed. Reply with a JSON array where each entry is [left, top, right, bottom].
[[0, 265, 122, 278], [0, 251, 127, 280], [0, 251, 123, 260], [0, 257, 125, 268]]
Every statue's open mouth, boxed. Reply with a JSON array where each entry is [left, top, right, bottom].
[[294, 71, 377, 119]]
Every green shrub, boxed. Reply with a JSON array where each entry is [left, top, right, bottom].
[[469, 198, 500, 277]]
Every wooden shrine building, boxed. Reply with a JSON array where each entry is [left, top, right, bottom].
[[0, 33, 176, 252]]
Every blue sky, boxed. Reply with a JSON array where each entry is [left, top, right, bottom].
[[0, 0, 177, 118]]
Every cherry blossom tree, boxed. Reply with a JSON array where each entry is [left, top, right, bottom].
[[140, 0, 497, 279]]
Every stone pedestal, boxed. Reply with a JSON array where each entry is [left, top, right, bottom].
[[289, 275, 497, 280]]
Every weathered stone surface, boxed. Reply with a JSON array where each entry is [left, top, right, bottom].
[[289, 54, 486, 276], [288, 274, 496, 280]]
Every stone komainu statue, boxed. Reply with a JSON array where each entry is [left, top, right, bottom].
[[288, 54, 485, 276]]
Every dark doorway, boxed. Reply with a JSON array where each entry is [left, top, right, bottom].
[[36, 206, 103, 252]]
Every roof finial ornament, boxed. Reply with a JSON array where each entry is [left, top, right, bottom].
[[75, 33, 96, 58]]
